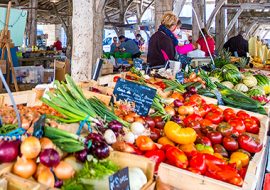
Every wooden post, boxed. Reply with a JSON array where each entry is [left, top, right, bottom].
[[206, 0, 226, 30], [224, 8, 243, 39], [154, 0, 174, 31], [215, 0, 226, 52], [71, 0, 106, 82], [192, 0, 204, 42], [29, 0, 38, 46]]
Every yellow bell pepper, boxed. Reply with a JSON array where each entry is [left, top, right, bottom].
[[164, 121, 197, 145], [229, 152, 250, 168]]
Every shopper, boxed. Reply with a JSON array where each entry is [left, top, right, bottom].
[[119, 35, 141, 59], [223, 31, 248, 57], [196, 28, 215, 56], [133, 34, 144, 49], [174, 20, 195, 55], [53, 37, 62, 51], [147, 12, 179, 67], [110, 37, 119, 53]]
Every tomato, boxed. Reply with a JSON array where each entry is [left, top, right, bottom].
[[200, 119, 213, 128], [113, 76, 120, 82], [186, 120, 201, 130], [198, 104, 211, 117], [207, 132, 223, 145], [223, 112, 237, 122], [213, 144, 229, 158], [164, 121, 197, 145], [212, 107, 223, 115], [223, 136, 239, 152], [189, 94, 205, 106], [205, 111, 223, 124], [236, 110, 250, 120], [244, 118, 259, 134], [216, 122, 233, 137], [223, 108, 235, 115], [251, 116, 260, 126], [170, 92, 184, 102], [158, 137, 175, 146], [228, 118, 245, 135], [184, 101, 197, 107], [183, 114, 203, 126], [196, 136, 212, 146], [135, 136, 157, 151], [178, 143, 196, 156], [238, 134, 262, 153], [154, 81, 166, 89]]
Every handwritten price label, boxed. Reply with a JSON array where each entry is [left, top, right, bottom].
[[109, 167, 130, 190]]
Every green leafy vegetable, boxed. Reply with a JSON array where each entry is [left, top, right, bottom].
[[62, 159, 119, 190]]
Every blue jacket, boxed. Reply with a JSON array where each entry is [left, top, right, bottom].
[[120, 39, 140, 55]]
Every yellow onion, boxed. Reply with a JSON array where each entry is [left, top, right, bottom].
[[54, 161, 75, 180], [21, 136, 41, 159], [35, 163, 48, 179], [40, 137, 55, 150], [37, 168, 55, 187], [13, 156, 37, 179]]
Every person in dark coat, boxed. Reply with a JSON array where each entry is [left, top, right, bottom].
[[223, 31, 248, 57], [147, 12, 179, 67]]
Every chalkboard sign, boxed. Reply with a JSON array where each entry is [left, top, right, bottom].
[[113, 78, 157, 116], [109, 167, 130, 190], [175, 71, 184, 84]]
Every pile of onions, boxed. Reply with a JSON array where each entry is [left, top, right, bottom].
[[0, 140, 20, 163], [21, 136, 41, 159], [13, 156, 37, 179]]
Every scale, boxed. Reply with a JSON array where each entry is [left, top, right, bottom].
[[0, 1, 19, 92]]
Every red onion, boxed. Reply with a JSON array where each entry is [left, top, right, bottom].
[[91, 142, 110, 159], [108, 120, 123, 133], [174, 99, 183, 107], [75, 149, 88, 162], [0, 140, 20, 163], [40, 148, 60, 167], [86, 133, 104, 143], [54, 180, 63, 188], [187, 86, 197, 94], [171, 116, 182, 124]]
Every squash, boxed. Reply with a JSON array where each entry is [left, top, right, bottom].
[[221, 81, 234, 89], [243, 76, 257, 88], [209, 77, 220, 83], [234, 83, 249, 93]]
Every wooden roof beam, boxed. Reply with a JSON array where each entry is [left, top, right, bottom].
[[223, 3, 270, 9]]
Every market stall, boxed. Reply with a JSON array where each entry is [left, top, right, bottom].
[[1, 56, 270, 189]]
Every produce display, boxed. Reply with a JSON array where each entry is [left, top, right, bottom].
[[0, 67, 268, 190]]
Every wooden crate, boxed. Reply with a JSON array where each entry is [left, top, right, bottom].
[[0, 90, 37, 107], [0, 163, 57, 190], [109, 151, 155, 190], [82, 89, 112, 105], [158, 106, 269, 190], [101, 63, 114, 76]]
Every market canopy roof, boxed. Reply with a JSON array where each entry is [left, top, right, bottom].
[[0, 0, 155, 25]]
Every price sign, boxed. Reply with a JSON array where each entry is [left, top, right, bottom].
[[175, 71, 184, 84], [113, 78, 156, 116], [109, 167, 130, 190]]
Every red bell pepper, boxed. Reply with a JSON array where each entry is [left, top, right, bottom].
[[238, 134, 262, 153], [189, 152, 206, 174], [145, 149, 165, 172], [206, 162, 243, 186], [165, 146, 188, 169], [244, 118, 259, 134], [204, 153, 226, 166]]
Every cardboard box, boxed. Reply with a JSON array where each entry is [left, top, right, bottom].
[[0, 60, 6, 74], [43, 69, 54, 83], [55, 61, 66, 81]]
